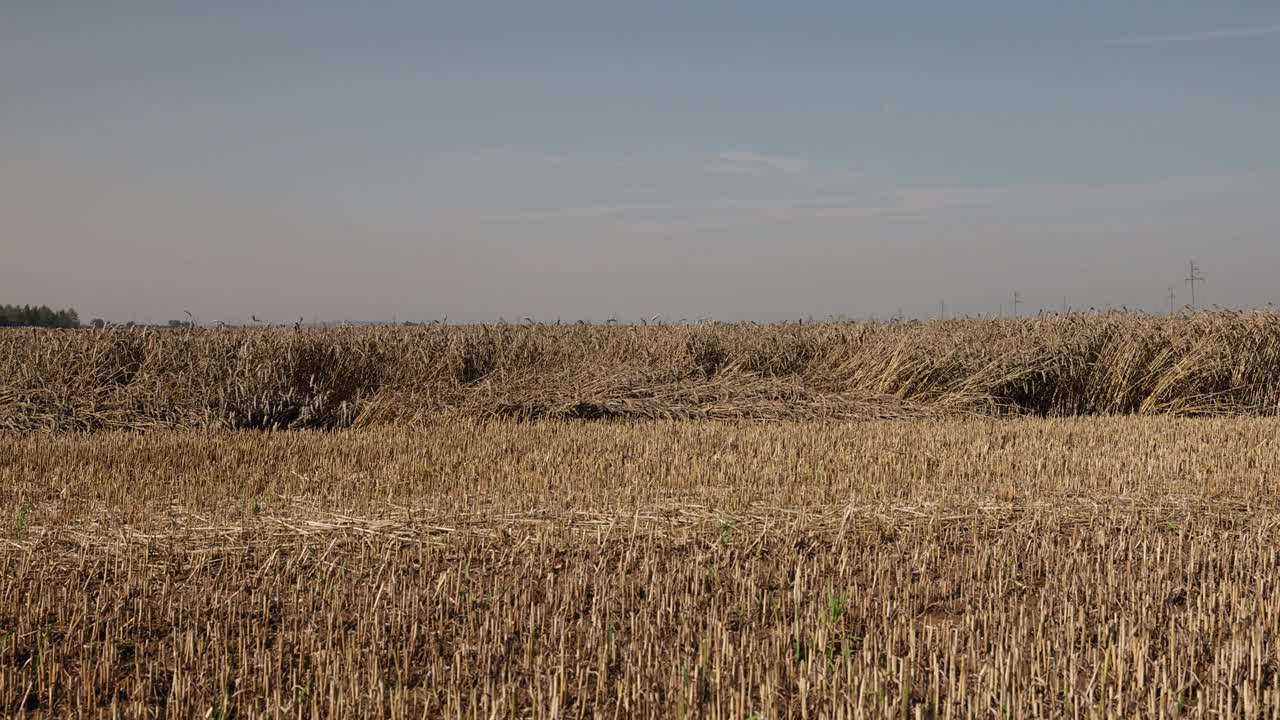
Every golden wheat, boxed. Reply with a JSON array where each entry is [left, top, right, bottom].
[[4, 418, 1280, 717], [5, 311, 1280, 431]]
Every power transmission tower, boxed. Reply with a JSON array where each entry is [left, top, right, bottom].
[[1185, 261, 1204, 309]]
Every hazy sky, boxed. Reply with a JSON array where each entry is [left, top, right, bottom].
[[4, 2, 1280, 323]]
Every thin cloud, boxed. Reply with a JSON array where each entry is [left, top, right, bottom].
[[703, 151, 811, 176], [702, 150, 868, 193], [537, 153, 572, 167], [476, 168, 1280, 234], [481, 151, 1002, 229], [480, 188, 1003, 231], [465, 147, 506, 161], [1115, 23, 1280, 46], [481, 202, 678, 222]]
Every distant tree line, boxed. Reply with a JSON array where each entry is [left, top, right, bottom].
[[0, 304, 81, 328]]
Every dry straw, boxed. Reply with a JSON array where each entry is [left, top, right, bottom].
[[4, 310, 1280, 431], [4, 419, 1280, 717]]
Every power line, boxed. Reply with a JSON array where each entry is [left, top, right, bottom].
[[1185, 261, 1204, 309]]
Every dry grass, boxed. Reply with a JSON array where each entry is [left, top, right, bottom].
[[6, 311, 1280, 431], [4, 418, 1280, 717]]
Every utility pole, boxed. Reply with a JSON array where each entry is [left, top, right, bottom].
[[939, 301, 946, 321], [1168, 286, 1176, 316], [1185, 261, 1204, 309], [1012, 291, 1021, 317]]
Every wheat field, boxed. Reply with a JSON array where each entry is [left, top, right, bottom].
[[6, 311, 1280, 431], [4, 417, 1280, 718], [5, 316, 1280, 717]]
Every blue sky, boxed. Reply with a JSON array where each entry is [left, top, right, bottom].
[[3, 2, 1279, 322]]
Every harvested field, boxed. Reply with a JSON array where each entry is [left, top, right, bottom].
[[4, 418, 1280, 717], [6, 311, 1280, 431]]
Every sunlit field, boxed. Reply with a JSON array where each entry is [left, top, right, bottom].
[[4, 416, 1280, 717], [6, 312, 1280, 432]]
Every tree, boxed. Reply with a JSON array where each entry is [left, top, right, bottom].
[[0, 304, 82, 328]]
